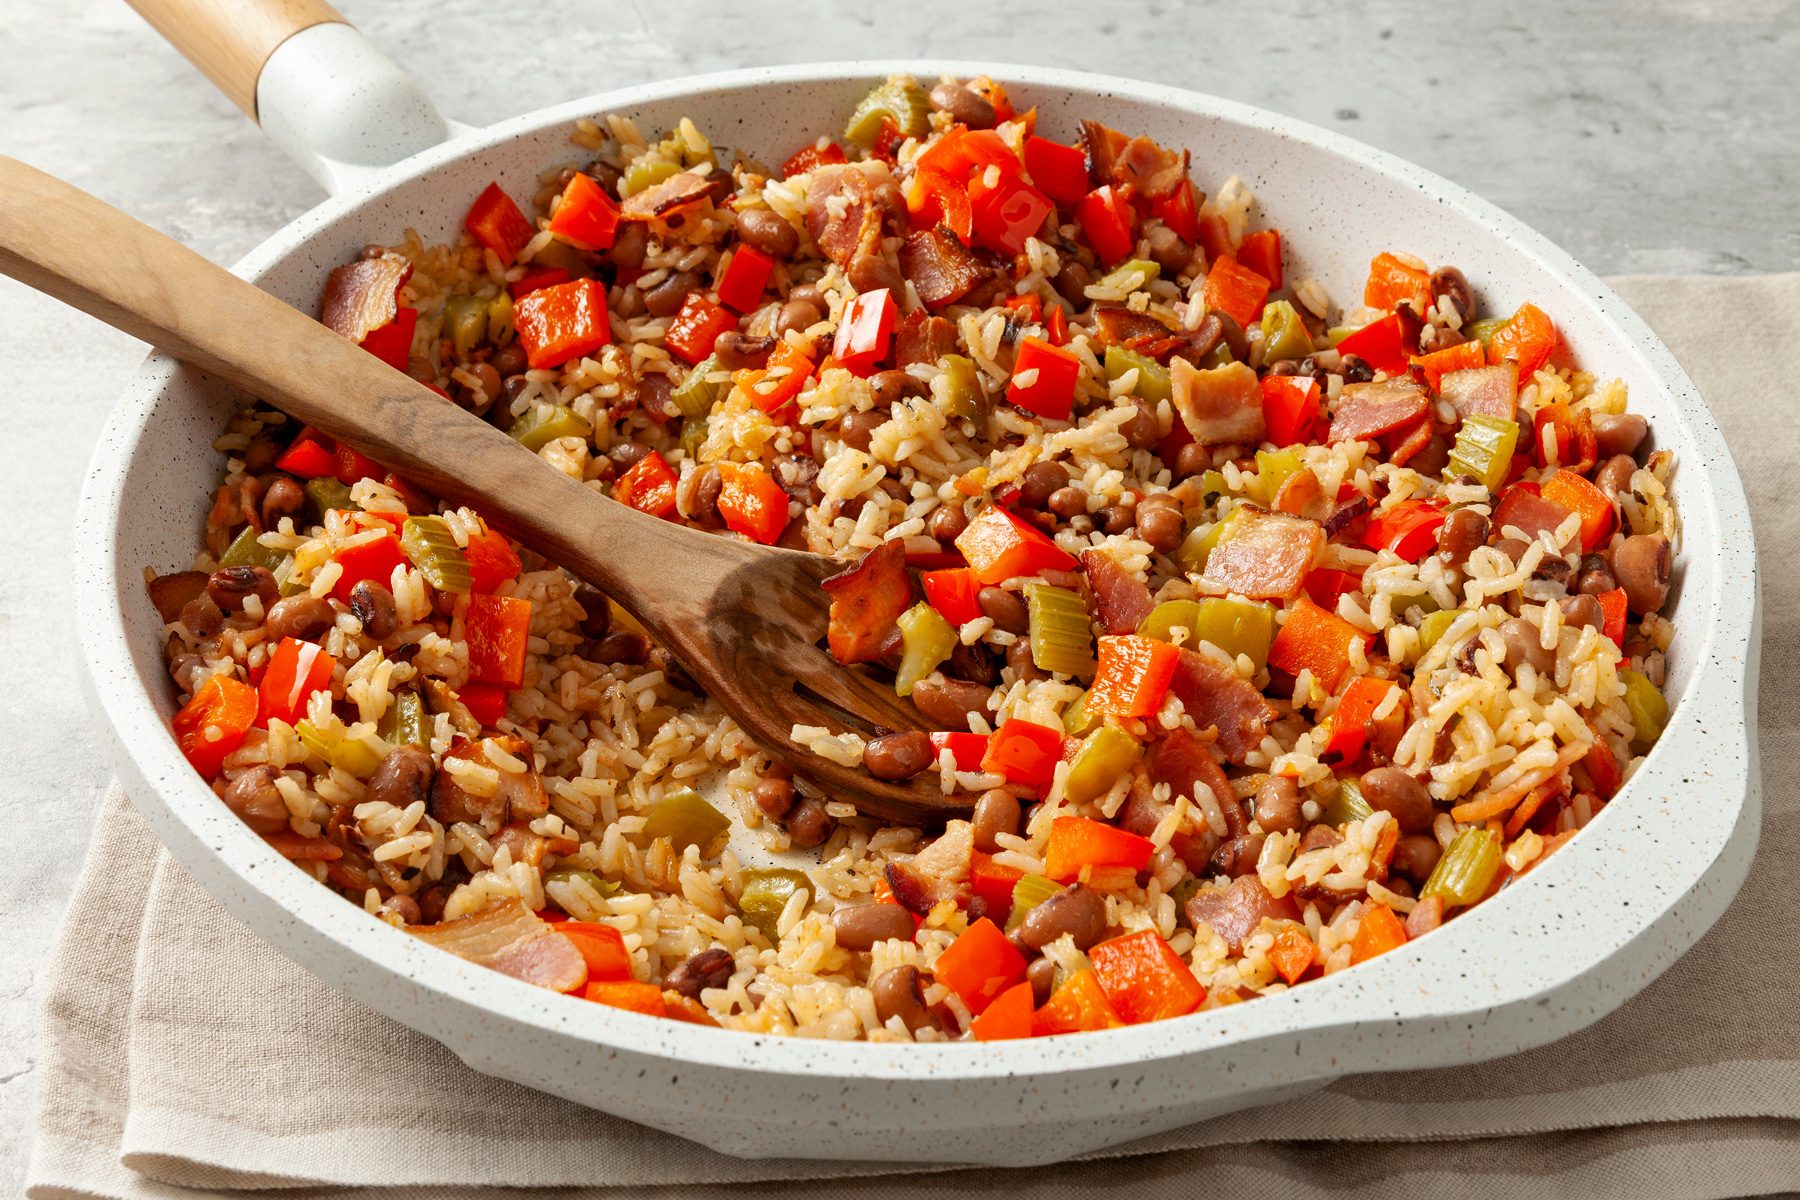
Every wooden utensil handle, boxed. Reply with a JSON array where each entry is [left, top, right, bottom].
[[124, 0, 346, 118], [0, 155, 699, 613]]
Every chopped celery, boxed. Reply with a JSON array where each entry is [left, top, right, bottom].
[[1259, 300, 1313, 363], [218, 526, 285, 572], [1325, 325, 1358, 348], [938, 354, 987, 421], [1061, 690, 1098, 736], [1324, 776, 1373, 827], [1465, 316, 1508, 349], [621, 158, 680, 199], [737, 868, 811, 941], [678, 414, 710, 459], [1026, 583, 1094, 677], [894, 603, 958, 697], [1064, 724, 1143, 804], [544, 865, 621, 900], [508, 403, 592, 452], [443, 294, 489, 359], [400, 516, 473, 593], [1178, 506, 1251, 575], [1187, 598, 1276, 670], [1417, 609, 1459, 655], [1096, 259, 1161, 293], [640, 787, 731, 853], [485, 291, 514, 345], [844, 77, 931, 147], [1444, 415, 1519, 491], [376, 689, 428, 747], [1422, 827, 1503, 908], [1138, 599, 1204, 644], [303, 477, 355, 524], [671, 354, 726, 419], [1248, 447, 1303, 507], [1199, 342, 1235, 369], [1005, 874, 1064, 932], [1621, 669, 1668, 753], [295, 718, 384, 778], [1103, 345, 1172, 403]]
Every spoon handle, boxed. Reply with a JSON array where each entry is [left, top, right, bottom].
[[0, 154, 704, 614]]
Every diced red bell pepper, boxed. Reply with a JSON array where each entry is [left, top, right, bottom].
[[716, 462, 792, 544], [172, 675, 259, 779], [916, 126, 1016, 179], [1268, 597, 1371, 692], [717, 245, 775, 313], [1045, 304, 1069, 347], [1268, 924, 1317, 985], [274, 431, 339, 479], [1363, 498, 1448, 562], [1324, 676, 1402, 763], [613, 450, 679, 519], [905, 166, 975, 243], [1044, 816, 1154, 883], [1023, 136, 1089, 206], [329, 533, 407, 603], [1487, 302, 1558, 379], [781, 140, 846, 178], [970, 980, 1035, 1041], [515, 277, 612, 370], [831, 288, 898, 376], [1363, 251, 1433, 314], [557, 921, 632, 981], [1335, 313, 1412, 376], [458, 682, 509, 727], [1597, 587, 1628, 650], [1087, 635, 1180, 720], [664, 292, 736, 366], [1540, 469, 1616, 552], [1031, 968, 1123, 1036], [969, 173, 1054, 255], [1350, 901, 1408, 964], [1237, 228, 1283, 290], [463, 528, 522, 593], [583, 979, 666, 1016], [954, 505, 1079, 585], [735, 340, 816, 417], [381, 471, 435, 515], [1006, 336, 1080, 421], [333, 441, 382, 486], [1304, 566, 1367, 611], [1002, 292, 1043, 325], [465, 594, 532, 688], [921, 566, 984, 626], [1532, 402, 1598, 473], [510, 265, 571, 298], [821, 540, 911, 665], [1089, 929, 1204, 1024], [970, 852, 1025, 918], [546, 171, 621, 250], [932, 917, 1026, 1015], [1584, 738, 1623, 800], [1075, 185, 1135, 265], [1410, 339, 1485, 391], [929, 731, 990, 771], [1200, 254, 1270, 328], [1143, 180, 1199, 245], [1260, 374, 1321, 445], [358, 306, 418, 371], [464, 182, 536, 266], [257, 637, 336, 729], [981, 719, 1065, 791]]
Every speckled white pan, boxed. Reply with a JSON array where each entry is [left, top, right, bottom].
[[72, 33, 1760, 1166]]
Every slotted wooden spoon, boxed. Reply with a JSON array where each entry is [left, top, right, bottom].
[[0, 156, 962, 822]]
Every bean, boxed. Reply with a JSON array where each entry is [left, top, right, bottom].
[[736, 208, 799, 258], [678, 462, 724, 527], [262, 595, 332, 642], [1594, 454, 1636, 498], [1576, 553, 1617, 596], [665, 947, 734, 999], [975, 587, 1028, 635], [1215, 312, 1250, 361], [367, 745, 433, 810], [871, 965, 934, 1033], [947, 639, 998, 687], [1299, 823, 1342, 854], [1136, 503, 1185, 553], [1018, 883, 1106, 950], [864, 731, 935, 781], [206, 565, 278, 613], [608, 221, 648, 271], [1614, 533, 1671, 615], [928, 81, 996, 128], [1145, 223, 1192, 277], [222, 765, 290, 834], [1358, 767, 1435, 834], [1429, 265, 1475, 321], [593, 631, 649, 665], [1027, 956, 1057, 1007], [1559, 592, 1604, 633], [753, 777, 795, 820], [1173, 442, 1212, 479], [1209, 833, 1265, 878], [347, 580, 398, 639], [1006, 638, 1046, 682], [1436, 508, 1489, 568], [831, 902, 916, 951], [1053, 261, 1093, 307], [1018, 461, 1069, 510], [378, 894, 422, 925], [172, 588, 223, 638], [636, 373, 677, 421], [1494, 536, 1531, 568], [1253, 775, 1303, 835], [1341, 355, 1375, 384], [502, 375, 532, 406], [1390, 834, 1443, 882], [261, 477, 304, 527], [848, 251, 903, 296], [573, 582, 612, 639], [1096, 505, 1133, 535], [774, 298, 824, 338], [870, 369, 925, 408], [168, 653, 206, 693], [927, 504, 968, 543], [785, 798, 836, 849], [1121, 399, 1161, 450], [1045, 486, 1088, 520], [840, 409, 887, 452], [713, 331, 775, 371], [467, 361, 501, 406], [609, 441, 652, 473], [643, 269, 699, 318], [909, 674, 993, 728], [1500, 616, 1557, 678], [971, 788, 1021, 853], [1593, 412, 1648, 459], [492, 342, 527, 377]]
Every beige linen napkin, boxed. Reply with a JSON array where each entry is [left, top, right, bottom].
[[28, 275, 1800, 1200]]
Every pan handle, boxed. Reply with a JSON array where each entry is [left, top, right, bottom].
[[124, 0, 453, 194]]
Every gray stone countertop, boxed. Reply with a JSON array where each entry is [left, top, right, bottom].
[[1, 0, 1795, 1188]]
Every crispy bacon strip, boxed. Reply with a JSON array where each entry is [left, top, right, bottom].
[[1329, 377, 1431, 444], [1079, 120, 1188, 199], [1080, 547, 1154, 635], [894, 311, 960, 367], [321, 255, 412, 343], [1439, 364, 1519, 421], [804, 162, 902, 266], [899, 226, 994, 310], [620, 170, 718, 221], [1202, 508, 1325, 602], [1165, 648, 1279, 765], [1183, 876, 1299, 954], [1172, 359, 1266, 446], [821, 539, 912, 665]]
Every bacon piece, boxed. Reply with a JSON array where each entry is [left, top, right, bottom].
[[899, 225, 994, 310], [804, 162, 903, 266], [1328, 377, 1432, 444], [1404, 894, 1445, 938], [1080, 547, 1154, 635], [429, 736, 548, 834], [620, 170, 718, 221], [1493, 487, 1576, 547], [1150, 727, 1242, 833], [321, 254, 412, 343], [1093, 305, 1175, 346], [412, 899, 587, 993], [821, 539, 912, 665], [1166, 647, 1279, 765], [1388, 421, 1436, 468], [1184, 876, 1299, 954], [1202, 508, 1326, 602], [1272, 466, 1330, 521], [1079, 120, 1188, 199], [1171, 359, 1266, 446], [885, 819, 973, 914], [1439, 363, 1519, 421], [894, 311, 960, 367]]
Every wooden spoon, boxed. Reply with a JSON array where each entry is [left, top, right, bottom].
[[0, 156, 963, 822]]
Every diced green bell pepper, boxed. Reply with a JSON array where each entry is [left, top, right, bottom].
[[219, 526, 286, 572], [1259, 299, 1313, 363], [544, 865, 621, 901], [1103, 345, 1172, 403], [1096, 259, 1161, 294], [509, 404, 593, 452], [938, 354, 987, 422], [1063, 723, 1143, 804], [1324, 775, 1373, 827], [1247, 447, 1303, 507], [621, 158, 681, 199], [737, 867, 812, 941], [1444, 415, 1519, 491], [1621, 668, 1668, 753], [376, 689, 429, 747], [296, 718, 384, 778], [1417, 609, 1459, 655], [303, 477, 355, 525], [894, 603, 957, 697], [443, 294, 489, 359], [640, 787, 731, 853], [1138, 597, 1276, 670]]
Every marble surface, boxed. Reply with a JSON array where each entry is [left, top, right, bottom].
[[0, 0, 1794, 1188]]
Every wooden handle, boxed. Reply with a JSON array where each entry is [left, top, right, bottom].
[[0, 155, 712, 616], [125, 0, 346, 118]]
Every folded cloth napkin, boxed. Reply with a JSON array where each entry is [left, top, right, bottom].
[[28, 275, 1800, 1200]]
